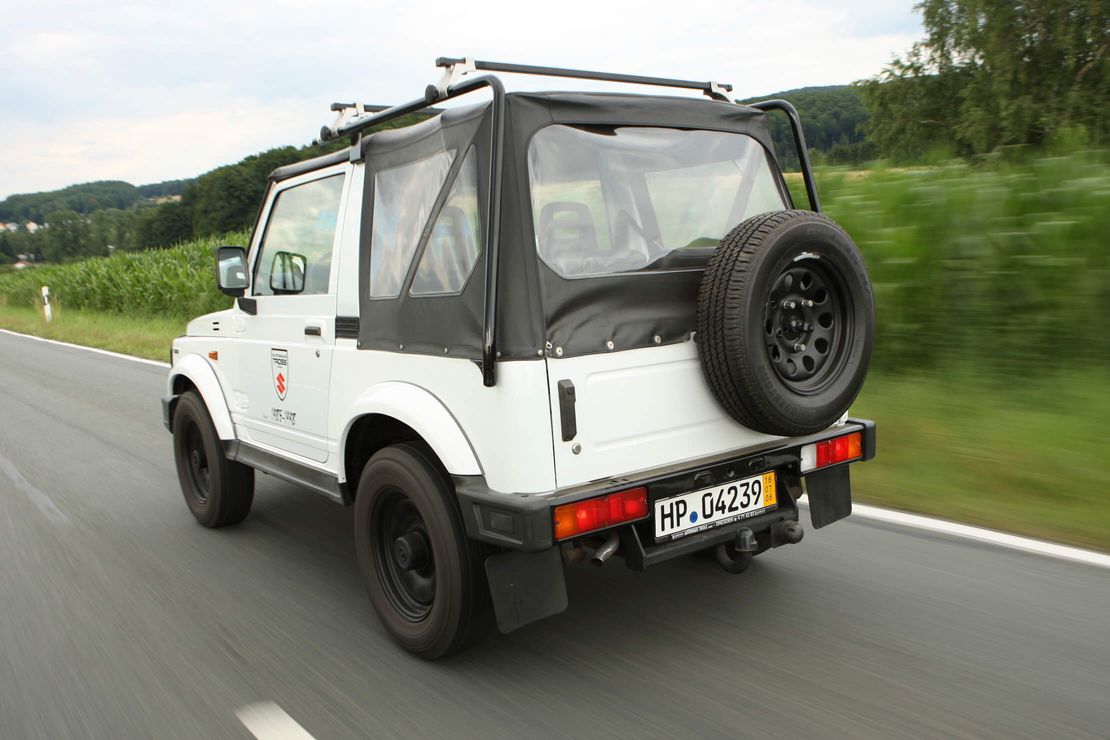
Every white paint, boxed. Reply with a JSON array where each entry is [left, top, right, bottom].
[[339, 380, 482, 480], [0, 450, 71, 525], [547, 343, 782, 488], [846, 503, 1110, 570], [0, 328, 169, 368], [166, 353, 236, 440], [236, 702, 315, 740]]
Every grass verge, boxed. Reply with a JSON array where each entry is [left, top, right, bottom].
[[852, 370, 1110, 552], [0, 303, 181, 362]]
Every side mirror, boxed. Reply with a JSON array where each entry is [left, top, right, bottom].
[[215, 246, 248, 297], [270, 251, 306, 295]]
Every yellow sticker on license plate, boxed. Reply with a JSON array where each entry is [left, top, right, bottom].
[[762, 472, 777, 507]]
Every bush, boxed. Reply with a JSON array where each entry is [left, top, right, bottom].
[[813, 149, 1110, 374]]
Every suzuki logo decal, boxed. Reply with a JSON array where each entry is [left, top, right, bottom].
[[271, 348, 289, 400]]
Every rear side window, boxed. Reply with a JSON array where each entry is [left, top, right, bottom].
[[253, 174, 344, 296], [369, 150, 455, 298], [411, 148, 481, 296]]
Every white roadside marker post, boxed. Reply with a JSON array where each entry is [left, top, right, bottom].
[[41, 286, 52, 322]]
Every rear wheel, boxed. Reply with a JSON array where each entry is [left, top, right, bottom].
[[353, 444, 490, 659], [171, 391, 254, 527]]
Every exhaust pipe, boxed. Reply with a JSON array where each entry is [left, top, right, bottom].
[[590, 531, 620, 566]]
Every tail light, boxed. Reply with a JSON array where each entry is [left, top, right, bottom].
[[800, 431, 862, 473], [553, 487, 649, 541]]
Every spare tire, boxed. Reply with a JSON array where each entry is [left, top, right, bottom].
[[696, 210, 874, 436]]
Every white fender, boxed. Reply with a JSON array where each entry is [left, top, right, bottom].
[[167, 354, 236, 440], [340, 382, 481, 480]]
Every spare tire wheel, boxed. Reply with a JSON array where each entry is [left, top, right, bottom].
[[696, 210, 874, 436]]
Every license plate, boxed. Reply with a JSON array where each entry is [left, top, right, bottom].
[[654, 471, 777, 541]]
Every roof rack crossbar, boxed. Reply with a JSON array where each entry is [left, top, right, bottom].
[[435, 57, 733, 101]]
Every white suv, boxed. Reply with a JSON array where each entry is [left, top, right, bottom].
[[163, 58, 876, 659]]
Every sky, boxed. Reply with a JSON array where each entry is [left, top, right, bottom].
[[0, 0, 922, 201]]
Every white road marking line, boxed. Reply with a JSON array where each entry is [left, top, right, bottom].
[[236, 702, 315, 740], [0, 451, 71, 525], [0, 328, 170, 368], [845, 502, 1110, 569]]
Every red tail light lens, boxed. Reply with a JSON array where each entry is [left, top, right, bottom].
[[553, 487, 649, 541], [801, 431, 862, 473]]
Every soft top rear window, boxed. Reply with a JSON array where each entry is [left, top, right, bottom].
[[527, 125, 785, 278]]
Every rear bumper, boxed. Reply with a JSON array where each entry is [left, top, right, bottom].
[[455, 417, 875, 565]]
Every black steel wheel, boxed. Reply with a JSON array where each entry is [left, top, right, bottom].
[[763, 257, 853, 393], [171, 390, 254, 527], [353, 444, 490, 659], [697, 210, 874, 436], [373, 491, 436, 621]]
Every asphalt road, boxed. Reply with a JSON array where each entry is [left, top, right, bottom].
[[2, 330, 1109, 739]]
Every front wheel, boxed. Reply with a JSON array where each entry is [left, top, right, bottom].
[[353, 444, 490, 659], [171, 391, 254, 527]]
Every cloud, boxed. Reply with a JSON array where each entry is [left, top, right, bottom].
[[0, 0, 921, 198]]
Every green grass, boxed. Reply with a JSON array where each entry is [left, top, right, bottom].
[[851, 370, 1110, 551], [0, 303, 181, 362]]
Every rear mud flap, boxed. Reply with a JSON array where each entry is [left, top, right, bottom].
[[805, 465, 852, 529], [485, 546, 567, 634]]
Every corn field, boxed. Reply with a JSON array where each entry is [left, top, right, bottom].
[[0, 232, 245, 320]]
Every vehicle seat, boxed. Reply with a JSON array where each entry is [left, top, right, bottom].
[[539, 202, 598, 275]]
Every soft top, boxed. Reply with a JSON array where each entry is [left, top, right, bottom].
[[503, 91, 773, 150], [269, 92, 775, 183]]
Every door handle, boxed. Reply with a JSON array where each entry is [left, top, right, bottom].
[[304, 325, 322, 337]]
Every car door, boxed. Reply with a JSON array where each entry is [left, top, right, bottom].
[[234, 167, 349, 463]]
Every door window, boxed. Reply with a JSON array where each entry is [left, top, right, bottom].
[[253, 174, 344, 296]]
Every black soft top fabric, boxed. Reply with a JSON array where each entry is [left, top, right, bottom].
[[273, 91, 778, 362], [498, 92, 779, 359]]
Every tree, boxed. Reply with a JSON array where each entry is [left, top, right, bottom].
[[860, 0, 1109, 158], [42, 210, 96, 262]]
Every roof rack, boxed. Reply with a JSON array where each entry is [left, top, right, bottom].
[[318, 56, 734, 143], [434, 57, 733, 101]]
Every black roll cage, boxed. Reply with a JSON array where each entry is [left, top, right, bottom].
[[320, 58, 821, 387]]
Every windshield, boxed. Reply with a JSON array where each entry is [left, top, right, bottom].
[[528, 125, 786, 278]]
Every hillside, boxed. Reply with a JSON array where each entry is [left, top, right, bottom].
[[742, 85, 871, 169]]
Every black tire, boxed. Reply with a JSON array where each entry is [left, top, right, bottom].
[[353, 444, 490, 659], [171, 390, 254, 527], [697, 210, 874, 436]]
